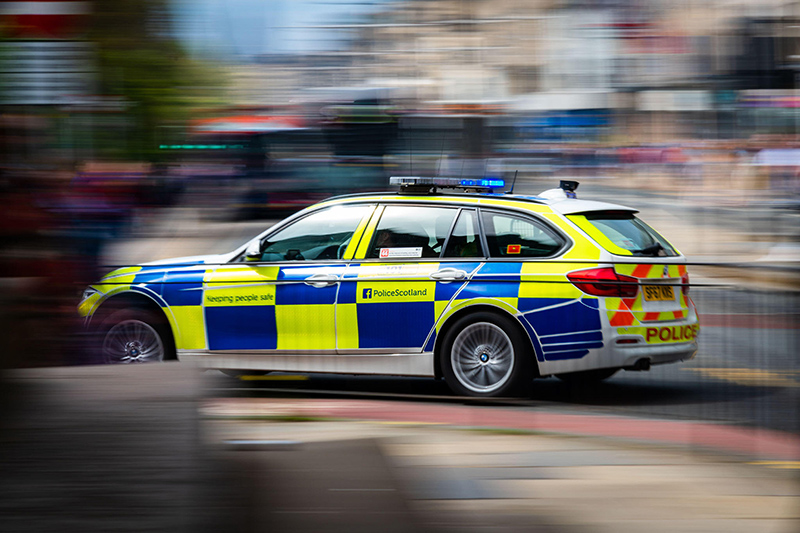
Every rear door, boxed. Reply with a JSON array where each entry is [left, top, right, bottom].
[[337, 204, 474, 352]]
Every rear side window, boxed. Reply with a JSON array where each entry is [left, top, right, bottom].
[[571, 211, 677, 257], [368, 205, 457, 259], [481, 211, 565, 258]]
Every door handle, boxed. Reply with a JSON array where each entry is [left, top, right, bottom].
[[430, 268, 467, 282], [304, 273, 339, 288]]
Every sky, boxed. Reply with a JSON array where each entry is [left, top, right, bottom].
[[174, 0, 390, 59]]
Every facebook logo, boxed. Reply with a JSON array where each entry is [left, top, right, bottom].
[[362, 288, 372, 299]]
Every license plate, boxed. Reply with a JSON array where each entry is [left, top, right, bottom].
[[643, 285, 675, 301]]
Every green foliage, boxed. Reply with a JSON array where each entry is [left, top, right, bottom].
[[88, 0, 224, 161]]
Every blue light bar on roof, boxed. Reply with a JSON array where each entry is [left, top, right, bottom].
[[390, 176, 505, 192], [460, 178, 505, 188]]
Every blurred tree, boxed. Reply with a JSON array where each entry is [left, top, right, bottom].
[[88, 0, 223, 161]]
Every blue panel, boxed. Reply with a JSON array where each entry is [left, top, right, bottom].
[[357, 302, 434, 349], [582, 298, 599, 309], [276, 282, 337, 305], [435, 281, 466, 302], [457, 281, 520, 299], [161, 270, 206, 307], [518, 297, 570, 313], [523, 301, 601, 337], [544, 341, 604, 353], [541, 349, 589, 361], [133, 268, 167, 284], [541, 331, 603, 345], [474, 262, 521, 281], [519, 315, 545, 362], [423, 331, 436, 352], [206, 306, 277, 350], [338, 281, 358, 304]]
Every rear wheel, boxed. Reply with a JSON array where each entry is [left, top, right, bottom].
[[440, 312, 533, 397], [96, 308, 175, 364]]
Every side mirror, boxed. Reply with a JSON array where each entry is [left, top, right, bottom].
[[245, 240, 261, 261]]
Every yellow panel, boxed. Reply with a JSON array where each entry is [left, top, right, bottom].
[[169, 305, 206, 350], [336, 303, 359, 350], [434, 300, 449, 321], [276, 305, 336, 350], [451, 296, 518, 310], [478, 198, 549, 212], [356, 281, 436, 303], [95, 266, 142, 294], [521, 262, 592, 275], [518, 277, 582, 299], [204, 265, 279, 284], [204, 283, 276, 307], [78, 292, 102, 318]]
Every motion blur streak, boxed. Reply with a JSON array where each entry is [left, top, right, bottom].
[[1, 1, 798, 531]]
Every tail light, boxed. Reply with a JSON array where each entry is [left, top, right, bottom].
[[681, 272, 690, 296], [567, 267, 639, 298]]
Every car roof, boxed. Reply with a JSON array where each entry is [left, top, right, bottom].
[[320, 191, 638, 215]]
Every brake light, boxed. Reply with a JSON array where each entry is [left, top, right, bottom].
[[567, 267, 639, 298], [681, 272, 690, 296]]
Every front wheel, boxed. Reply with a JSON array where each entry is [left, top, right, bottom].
[[440, 312, 533, 397], [96, 308, 175, 364]]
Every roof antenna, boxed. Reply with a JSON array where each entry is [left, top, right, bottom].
[[436, 136, 445, 177], [409, 137, 413, 175], [506, 170, 518, 194]]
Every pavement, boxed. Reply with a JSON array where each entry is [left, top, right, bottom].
[[2, 364, 798, 533]]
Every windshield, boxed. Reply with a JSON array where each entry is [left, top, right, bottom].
[[570, 211, 677, 257]]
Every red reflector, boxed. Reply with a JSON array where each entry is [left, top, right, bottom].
[[681, 272, 690, 296], [616, 338, 639, 345], [567, 267, 639, 298]]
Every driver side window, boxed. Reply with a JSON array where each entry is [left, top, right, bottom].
[[256, 205, 373, 261]]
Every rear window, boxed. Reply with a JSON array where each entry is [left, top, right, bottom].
[[569, 211, 677, 257], [481, 211, 565, 258]]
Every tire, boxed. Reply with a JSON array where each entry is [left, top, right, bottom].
[[95, 308, 175, 364], [440, 312, 533, 397], [555, 368, 618, 384]]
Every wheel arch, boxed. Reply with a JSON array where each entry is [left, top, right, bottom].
[[432, 304, 541, 380], [91, 290, 173, 335]]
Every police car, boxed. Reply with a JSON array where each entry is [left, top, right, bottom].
[[79, 177, 699, 397]]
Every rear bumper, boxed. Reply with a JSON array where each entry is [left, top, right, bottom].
[[615, 340, 698, 368]]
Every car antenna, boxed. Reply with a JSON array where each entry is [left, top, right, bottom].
[[506, 170, 518, 194], [436, 137, 445, 176], [409, 136, 413, 175]]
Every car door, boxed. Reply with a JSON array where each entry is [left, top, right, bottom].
[[336, 204, 484, 353], [203, 203, 374, 352]]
